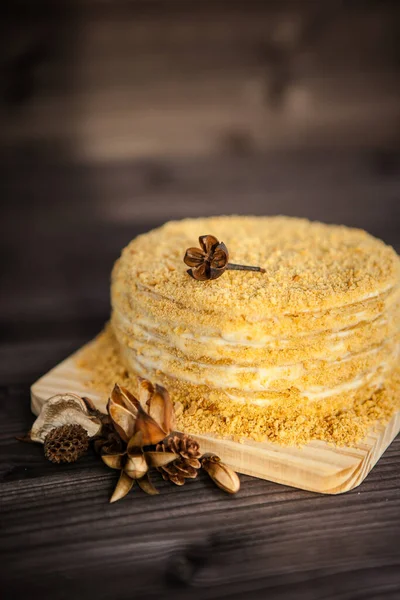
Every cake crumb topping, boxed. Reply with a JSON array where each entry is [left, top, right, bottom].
[[115, 216, 400, 316]]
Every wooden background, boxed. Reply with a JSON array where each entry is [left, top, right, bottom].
[[1, 1, 400, 598]]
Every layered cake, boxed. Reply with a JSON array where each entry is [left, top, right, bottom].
[[82, 216, 400, 445]]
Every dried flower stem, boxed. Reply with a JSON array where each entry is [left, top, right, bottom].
[[227, 263, 265, 273]]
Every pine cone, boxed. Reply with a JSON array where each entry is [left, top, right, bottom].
[[156, 434, 202, 485], [44, 424, 89, 463]]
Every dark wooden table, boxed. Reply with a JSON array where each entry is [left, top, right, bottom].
[[1, 148, 400, 600]]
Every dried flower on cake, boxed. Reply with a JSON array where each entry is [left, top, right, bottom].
[[184, 234, 265, 281]]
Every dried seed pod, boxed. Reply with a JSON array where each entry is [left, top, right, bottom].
[[124, 454, 148, 479], [201, 455, 240, 494], [31, 393, 101, 443], [44, 424, 89, 463]]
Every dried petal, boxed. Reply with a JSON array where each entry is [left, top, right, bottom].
[[199, 235, 219, 254], [146, 384, 175, 434], [124, 453, 148, 479], [107, 397, 135, 442], [111, 384, 140, 415], [209, 267, 226, 280], [211, 243, 229, 269], [110, 471, 134, 503], [137, 474, 159, 495], [127, 430, 144, 453], [184, 247, 205, 268], [137, 378, 154, 407], [145, 451, 178, 468], [134, 404, 167, 446], [102, 454, 124, 470], [202, 456, 240, 494], [191, 262, 210, 281]]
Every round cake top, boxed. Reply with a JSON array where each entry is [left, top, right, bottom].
[[114, 216, 400, 317]]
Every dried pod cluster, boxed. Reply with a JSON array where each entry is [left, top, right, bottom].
[[19, 379, 241, 502], [102, 382, 178, 502], [101, 381, 240, 501]]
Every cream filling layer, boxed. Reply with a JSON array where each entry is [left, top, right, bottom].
[[113, 305, 392, 353], [121, 344, 392, 404], [119, 335, 399, 395], [226, 369, 386, 405], [115, 282, 400, 347]]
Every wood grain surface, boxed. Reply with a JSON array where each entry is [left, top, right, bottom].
[[2, 377, 400, 600], [1, 2, 400, 598]]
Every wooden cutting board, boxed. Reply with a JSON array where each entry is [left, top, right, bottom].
[[31, 337, 400, 495]]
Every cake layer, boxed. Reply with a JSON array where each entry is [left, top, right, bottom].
[[118, 332, 399, 396], [120, 341, 395, 409], [113, 216, 400, 318], [112, 277, 400, 340], [112, 296, 400, 367]]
